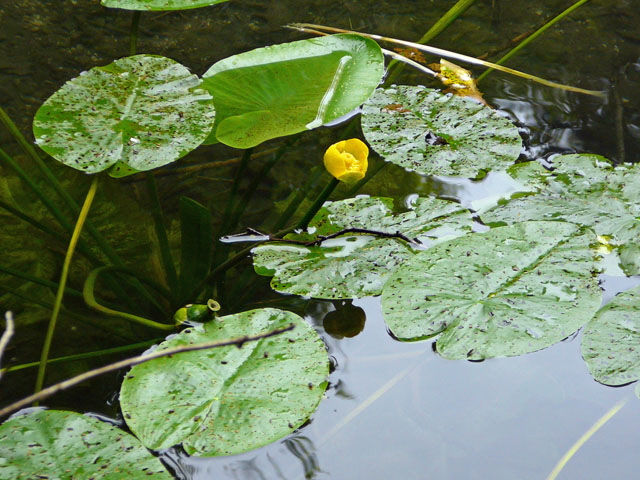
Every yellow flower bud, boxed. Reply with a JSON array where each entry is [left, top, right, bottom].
[[323, 138, 369, 183]]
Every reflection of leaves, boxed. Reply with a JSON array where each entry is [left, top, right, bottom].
[[480, 154, 640, 274], [382, 221, 601, 359], [582, 286, 640, 389], [120, 308, 329, 456], [361, 85, 522, 177], [252, 196, 473, 299], [0, 410, 171, 478]]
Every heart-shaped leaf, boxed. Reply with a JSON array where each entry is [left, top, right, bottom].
[[120, 308, 329, 456], [33, 55, 215, 177], [0, 410, 171, 478], [480, 154, 640, 274], [201, 34, 384, 148], [382, 221, 601, 359], [101, 0, 229, 11], [252, 196, 473, 299], [361, 85, 522, 177]]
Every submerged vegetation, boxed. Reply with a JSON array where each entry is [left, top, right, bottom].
[[0, 0, 638, 477]]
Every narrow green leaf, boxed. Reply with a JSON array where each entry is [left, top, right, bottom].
[[33, 55, 215, 176], [361, 85, 523, 177], [252, 196, 473, 299], [0, 410, 171, 478], [178, 196, 212, 303], [120, 308, 329, 456], [382, 221, 601, 359], [201, 34, 384, 148]]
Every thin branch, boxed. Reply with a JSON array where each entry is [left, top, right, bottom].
[[0, 324, 295, 419], [0, 312, 15, 380], [268, 227, 421, 247]]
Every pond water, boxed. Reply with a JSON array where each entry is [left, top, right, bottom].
[[1, 1, 640, 479]]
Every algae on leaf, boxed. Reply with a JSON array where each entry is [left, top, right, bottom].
[[382, 221, 601, 359], [252, 196, 473, 299], [120, 308, 329, 456], [33, 55, 215, 177], [582, 286, 640, 388], [0, 410, 171, 479], [481, 154, 640, 274], [361, 85, 522, 177]]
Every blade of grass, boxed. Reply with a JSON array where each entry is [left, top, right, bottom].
[[477, 0, 591, 83], [546, 397, 627, 480], [34, 176, 99, 399], [289, 23, 604, 97]]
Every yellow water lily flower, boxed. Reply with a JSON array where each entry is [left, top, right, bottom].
[[323, 138, 369, 183]]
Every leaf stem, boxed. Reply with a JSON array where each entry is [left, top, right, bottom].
[[129, 11, 141, 56], [297, 177, 340, 230], [34, 176, 99, 399]]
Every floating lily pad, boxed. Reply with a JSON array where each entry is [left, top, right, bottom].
[[582, 286, 640, 387], [33, 55, 215, 177], [120, 308, 329, 456], [252, 196, 473, 299], [382, 221, 601, 359], [361, 85, 522, 177], [480, 154, 640, 274], [201, 34, 384, 148], [0, 409, 171, 479], [101, 0, 229, 10]]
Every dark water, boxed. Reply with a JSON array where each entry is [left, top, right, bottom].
[[1, 1, 640, 479]]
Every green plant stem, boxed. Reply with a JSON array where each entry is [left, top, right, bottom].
[[296, 177, 340, 230], [385, 0, 477, 85], [2, 339, 161, 374], [83, 266, 174, 331], [146, 173, 178, 292], [477, 0, 591, 83], [129, 11, 141, 56], [34, 176, 99, 399]]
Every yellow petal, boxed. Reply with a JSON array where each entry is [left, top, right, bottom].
[[323, 138, 369, 183]]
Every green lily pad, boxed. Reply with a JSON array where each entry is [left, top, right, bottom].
[[252, 196, 473, 299], [382, 221, 601, 359], [120, 308, 329, 456], [33, 55, 215, 177], [361, 85, 523, 177], [101, 0, 229, 10], [480, 154, 640, 274], [582, 286, 640, 387], [201, 34, 384, 148], [0, 409, 171, 479]]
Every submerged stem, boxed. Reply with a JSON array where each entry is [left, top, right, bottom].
[[34, 176, 99, 399]]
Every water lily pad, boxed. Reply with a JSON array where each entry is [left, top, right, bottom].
[[101, 0, 229, 10], [0, 409, 171, 479], [480, 154, 640, 274], [252, 196, 473, 299], [582, 286, 640, 386], [201, 34, 384, 148], [33, 55, 215, 177], [361, 85, 522, 177], [382, 221, 601, 359], [120, 308, 329, 456]]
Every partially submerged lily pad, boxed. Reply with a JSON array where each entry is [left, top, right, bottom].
[[101, 0, 229, 10], [582, 286, 640, 388], [0, 409, 171, 479], [481, 154, 640, 275], [201, 34, 384, 148], [33, 55, 215, 177], [361, 85, 522, 177], [120, 308, 329, 456], [252, 196, 473, 299], [382, 221, 601, 359]]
